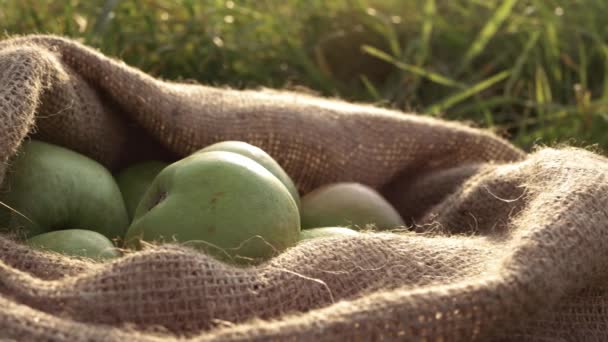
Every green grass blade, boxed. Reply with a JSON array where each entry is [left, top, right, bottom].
[[602, 46, 608, 100], [451, 96, 521, 115], [578, 38, 588, 89], [362, 45, 464, 88], [505, 31, 540, 95], [426, 70, 511, 115], [63, 2, 74, 36], [461, 0, 518, 69], [544, 21, 562, 82], [384, 18, 402, 58], [535, 66, 552, 105], [417, 0, 436, 66], [360, 75, 381, 101], [406, 0, 437, 96], [482, 106, 494, 127]]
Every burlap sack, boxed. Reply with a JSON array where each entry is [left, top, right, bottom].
[[0, 35, 606, 341]]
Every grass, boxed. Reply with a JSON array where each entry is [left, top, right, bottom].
[[2, 0, 608, 152]]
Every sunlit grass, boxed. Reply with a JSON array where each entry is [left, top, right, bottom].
[[2, 0, 608, 151]]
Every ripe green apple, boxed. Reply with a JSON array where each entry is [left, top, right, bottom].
[[196, 141, 300, 211], [125, 151, 300, 264], [299, 227, 359, 241], [26, 229, 121, 260], [115, 161, 168, 220], [301, 182, 404, 230], [0, 140, 129, 240]]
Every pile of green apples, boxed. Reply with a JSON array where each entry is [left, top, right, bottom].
[[0, 140, 404, 264]]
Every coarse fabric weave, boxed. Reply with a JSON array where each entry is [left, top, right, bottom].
[[1, 35, 607, 341]]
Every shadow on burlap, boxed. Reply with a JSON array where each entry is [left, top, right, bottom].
[[1, 35, 608, 341]]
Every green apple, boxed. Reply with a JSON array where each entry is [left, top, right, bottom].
[[0, 140, 129, 240], [27, 229, 121, 260], [299, 227, 359, 241], [115, 161, 168, 220], [301, 182, 404, 230], [125, 151, 300, 264], [197, 141, 300, 211]]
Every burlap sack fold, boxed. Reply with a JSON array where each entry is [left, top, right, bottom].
[[0, 35, 606, 341]]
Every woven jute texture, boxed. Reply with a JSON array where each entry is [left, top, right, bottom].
[[1, 35, 607, 341]]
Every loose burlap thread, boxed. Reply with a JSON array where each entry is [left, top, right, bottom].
[[1, 35, 607, 341]]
